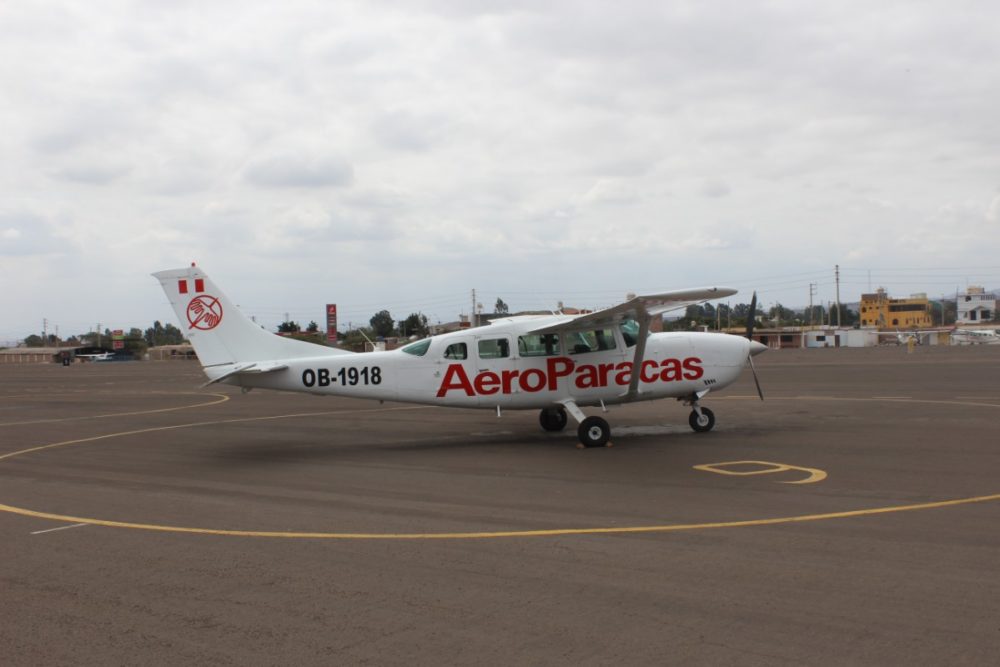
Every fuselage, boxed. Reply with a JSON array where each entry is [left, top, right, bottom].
[[215, 318, 754, 410]]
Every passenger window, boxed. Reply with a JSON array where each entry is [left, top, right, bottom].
[[478, 338, 510, 359], [565, 329, 617, 354], [517, 333, 560, 357], [443, 342, 467, 360]]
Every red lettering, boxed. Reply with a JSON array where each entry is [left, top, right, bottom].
[[614, 361, 632, 385], [598, 363, 616, 387], [682, 357, 704, 380], [501, 369, 520, 393], [660, 358, 682, 381], [474, 371, 501, 395], [519, 368, 547, 392], [546, 357, 575, 390], [640, 359, 660, 383], [436, 364, 475, 397], [574, 364, 599, 389]]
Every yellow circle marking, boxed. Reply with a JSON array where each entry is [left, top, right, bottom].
[[693, 460, 827, 484], [0, 397, 998, 539]]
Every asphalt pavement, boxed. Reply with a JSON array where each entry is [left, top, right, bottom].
[[1, 345, 998, 665]]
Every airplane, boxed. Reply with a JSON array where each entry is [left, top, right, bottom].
[[75, 350, 115, 361], [951, 328, 1000, 345], [153, 265, 766, 448], [893, 330, 923, 346]]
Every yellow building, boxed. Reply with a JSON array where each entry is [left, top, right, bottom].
[[859, 288, 932, 328]]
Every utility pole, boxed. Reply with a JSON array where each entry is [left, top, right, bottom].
[[835, 264, 842, 327], [808, 283, 816, 328], [96, 323, 101, 347], [42, 318, 48, 342], [471, 289, 477, 327]]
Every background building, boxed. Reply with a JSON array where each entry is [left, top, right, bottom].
[[956, 286, 995, 323], [859, 288, 932, 328]]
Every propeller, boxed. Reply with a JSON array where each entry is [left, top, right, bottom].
[[745, 291, 764, 401]]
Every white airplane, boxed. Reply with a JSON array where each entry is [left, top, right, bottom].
[[153, 265, 766, 448], [951, 328, 1000, 345], [76, 351, 114, 361]]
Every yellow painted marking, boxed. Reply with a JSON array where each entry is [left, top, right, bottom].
[[0, 392, 230, 427], [0, 405, 432, 463], [0, 395, 998, 539], [694, 460, 827, 484], [1, 494, 998, 539]]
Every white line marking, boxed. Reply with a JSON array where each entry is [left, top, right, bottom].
[[872, 396, 912, 399], [30, 523, 88, 535]]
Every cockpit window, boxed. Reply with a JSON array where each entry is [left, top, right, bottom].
[[565, 328, 617, 354], [444, 342, 468, 360], [620, 319, 640, 347], [401, 339, 431, 356]]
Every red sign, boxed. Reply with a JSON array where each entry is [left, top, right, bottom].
[[326, 304, 338, 342], [186, 295, 224, 330], [113, 340, 124, 350]]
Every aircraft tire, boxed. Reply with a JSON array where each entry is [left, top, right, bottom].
[[577, 416, 610, 448], [689, 407, 715, 433], [539, 407, 568, 432]]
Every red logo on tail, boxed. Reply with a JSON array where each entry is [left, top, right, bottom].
[[186, 295, 223, 330]]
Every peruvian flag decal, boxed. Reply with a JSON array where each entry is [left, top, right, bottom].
[[178, 279, 206, 294]]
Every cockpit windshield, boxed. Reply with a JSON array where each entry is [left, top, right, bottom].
[[620, 319, 640, 347]]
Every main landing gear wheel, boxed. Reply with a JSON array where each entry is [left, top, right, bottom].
[[539, 406, 568, 432], [577, 416, 611, 448], [689, 407, 715, 433]]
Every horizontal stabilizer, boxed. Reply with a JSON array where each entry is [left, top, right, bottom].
[[201, 361, 289, 387]]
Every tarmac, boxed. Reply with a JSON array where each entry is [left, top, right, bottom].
[[1, 345, 998, 665]]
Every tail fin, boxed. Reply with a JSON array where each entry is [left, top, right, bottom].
[[152, 265, 350, 367]]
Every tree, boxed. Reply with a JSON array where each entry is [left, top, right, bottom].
[[369, 310, 395, 338], [803, 305, 826, 326], [144, 321, 186, 347], [277, 321, 301, 333], [126, 327, 148, 357], [495, 298, 509, 316], [400, 312, 429, 338], [306, 321, 319, 333], [23, 334, 44, 347]]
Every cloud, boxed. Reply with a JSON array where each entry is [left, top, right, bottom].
[[243, 153, 354, 188], [369, 110, 452, 153], [50, 163, 131, 185], [0, 212, 63, 257], [988, 193, 1000, 223], [700, 180, 731, 198], [3, 2, 1000, 338]]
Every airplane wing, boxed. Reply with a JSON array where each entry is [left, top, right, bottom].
[[527, 286, 737, 402], [527, 287, 737, 335]]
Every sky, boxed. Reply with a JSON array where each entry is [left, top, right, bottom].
[[3, 0, 1000, 343]]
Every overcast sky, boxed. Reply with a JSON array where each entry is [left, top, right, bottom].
[[3, 0, 1000, 343]]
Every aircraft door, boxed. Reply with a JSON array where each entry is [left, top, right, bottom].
[[433, 336, 477, 407], [473, 334, 516, 407]]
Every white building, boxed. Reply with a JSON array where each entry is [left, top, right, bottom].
[[957, 286, 995, 324]]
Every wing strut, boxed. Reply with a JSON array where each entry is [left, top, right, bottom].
[[622, 312, 652, 402]]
